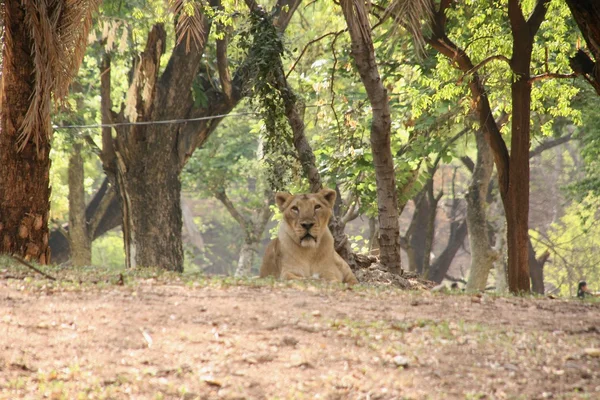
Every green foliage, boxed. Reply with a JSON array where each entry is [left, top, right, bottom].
[[532, 196, 600, 297], [238, 10, 297, 191]]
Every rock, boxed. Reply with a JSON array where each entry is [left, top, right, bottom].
[[392, 355, 409, 367], [584, 348, 600, 358], [281, 336, 299, 346]]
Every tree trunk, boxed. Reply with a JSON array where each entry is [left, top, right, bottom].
[[494, 221, 508, 294], [505, 0, 548, 293], [407, 193, 430, 274], [235, 240, 260, 277], [565, 0, 600, 95], [104, 24, 197, 271], [117, 146, 183, 270], [528, 239, 548, 294], [341, 0, 402, 274], [68, 142, 92, 266], [466, 131, 498, 291], [0, 2, 51, 263], [427, 0, 550, 293], [429, 221, 468, 283], [49, 178, 120, 263]]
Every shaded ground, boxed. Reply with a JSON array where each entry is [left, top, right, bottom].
[[1, 271, 599, 400]]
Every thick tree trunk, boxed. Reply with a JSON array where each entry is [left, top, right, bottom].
[[341, 0, 402, 274], [119, 147, 183, 270], [466, 132, 498, 291], [0, 2, 51, 263], [105, 23, 200, 271], [68, 143, 92, 266]]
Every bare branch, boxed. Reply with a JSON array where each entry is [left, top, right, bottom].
[[8, 255, 57, 281], [215, 188, 250, 232], [529, 72, 577, 83], [273, 0, 303, 30], [459, 55, 511, 83], [88, 186, 116, 238], [286, 31, 342, 78], [529, 133, 573, 159], [341, 196, 360, 227]]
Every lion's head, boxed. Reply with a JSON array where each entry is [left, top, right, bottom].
[[275, 188, 336, 248]]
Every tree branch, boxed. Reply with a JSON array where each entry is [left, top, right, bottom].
[[459, 55, 511, 83], [508, 0, 527, 33], [272, 0, 302, 30], [529, 133, 573, 159], [100, 54, 116, 175], [215, 188, 250, 233], [527, 0, 551, 37], [215, 0, 233, 104], [529, 72, 576, 83], [88, 185, 116, 239], [286, 31, 342, 78]]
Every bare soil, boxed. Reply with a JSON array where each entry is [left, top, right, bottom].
[[1, 273, 599, 400]]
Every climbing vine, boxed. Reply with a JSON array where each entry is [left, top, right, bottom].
[[239, 10, 298, 191]]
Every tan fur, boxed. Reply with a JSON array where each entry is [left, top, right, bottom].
[[260, 188, 358, 285]]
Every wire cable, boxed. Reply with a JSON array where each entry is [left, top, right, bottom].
[[52, 111, 259, 130]]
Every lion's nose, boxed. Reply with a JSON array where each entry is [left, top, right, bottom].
[[301, 222, 314, 231]]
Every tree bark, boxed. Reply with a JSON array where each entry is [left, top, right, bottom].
[[422, 175, 443, 279], [528, 239, 548, 294], [565, 0, 600, 95], [466, 131, 498, 291], [406, 192, 430, 273], [107, 25, 186, 271], [505, 0, 550, 293], [0, 2, 51, 263], [341, 0, 402, 274], [68, 142, 92, 266], [429, 221, 468, 283]]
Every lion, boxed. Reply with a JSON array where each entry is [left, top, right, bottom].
[[260, 188, 358, 285]]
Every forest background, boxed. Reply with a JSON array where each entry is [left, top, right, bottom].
[[9, 0, 600, 297]]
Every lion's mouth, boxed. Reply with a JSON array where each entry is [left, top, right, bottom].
[[301, 233, 316, 242]]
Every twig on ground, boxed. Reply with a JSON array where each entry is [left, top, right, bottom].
[[7, 255, 57, 281]]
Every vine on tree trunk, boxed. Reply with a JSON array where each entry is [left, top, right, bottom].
[[239, 10, 298, 191]]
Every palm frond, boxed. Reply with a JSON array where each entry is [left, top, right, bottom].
[[385, 0, 433, 56], [18, 0, 101, 153], [168, 0, 206, 52]]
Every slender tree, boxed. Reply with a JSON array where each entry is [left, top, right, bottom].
[[339, 0, 403, 273]]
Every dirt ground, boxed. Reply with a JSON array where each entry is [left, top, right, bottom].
[[1, 272, 599, 400]]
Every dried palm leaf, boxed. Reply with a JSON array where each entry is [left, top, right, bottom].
[[17, 0, 101, 153], [385, 0, 433, 56], [168, 0, 206, 52]]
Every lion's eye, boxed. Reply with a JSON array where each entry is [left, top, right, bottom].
[[291, 206, 299, 213], [314, 204, 321, 211]]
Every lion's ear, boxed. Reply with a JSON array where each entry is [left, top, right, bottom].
[[275, 192, 292, 211], [319, 188, 336, 208]]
